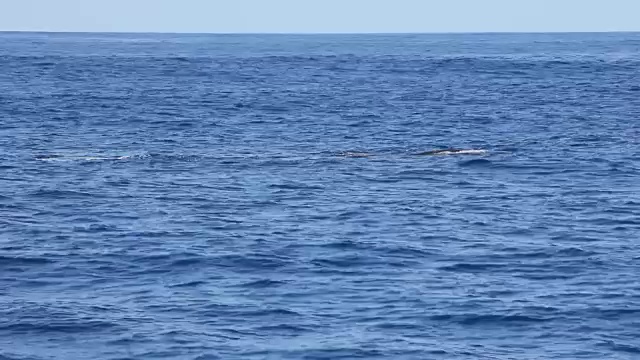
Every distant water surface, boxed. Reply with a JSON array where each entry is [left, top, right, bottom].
[[1, 32, 640, 360]]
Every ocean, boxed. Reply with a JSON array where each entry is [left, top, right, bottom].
[[1, 32, 639, 359]]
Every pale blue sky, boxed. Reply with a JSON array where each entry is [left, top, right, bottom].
[[1, 0, 638, 33]]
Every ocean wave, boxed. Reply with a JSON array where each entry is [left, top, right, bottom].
[[3, 32, 640, 360]]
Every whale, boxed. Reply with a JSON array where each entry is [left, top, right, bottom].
[[338, 149, 488, 158], [415, 148, 488, 156]]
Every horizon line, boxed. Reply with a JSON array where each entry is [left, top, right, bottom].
[[1, 30, 639, 36]]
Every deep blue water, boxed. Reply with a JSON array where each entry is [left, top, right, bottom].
[[1, 32, 640, 359]]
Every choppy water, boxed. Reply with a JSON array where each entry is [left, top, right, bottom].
[[1, 32, 640, 360]]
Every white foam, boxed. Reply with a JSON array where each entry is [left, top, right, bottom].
[[36, 155, 132, 161]]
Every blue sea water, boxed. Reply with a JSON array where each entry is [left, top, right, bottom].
[[1, 31, 640, 359]]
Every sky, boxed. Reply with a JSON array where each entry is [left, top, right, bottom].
[[1, 0, 639, 33]]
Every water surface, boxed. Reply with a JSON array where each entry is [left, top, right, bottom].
[[1, 32, 640, 359]]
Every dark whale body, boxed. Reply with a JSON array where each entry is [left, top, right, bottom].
[[415, 148, 488, 156]]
